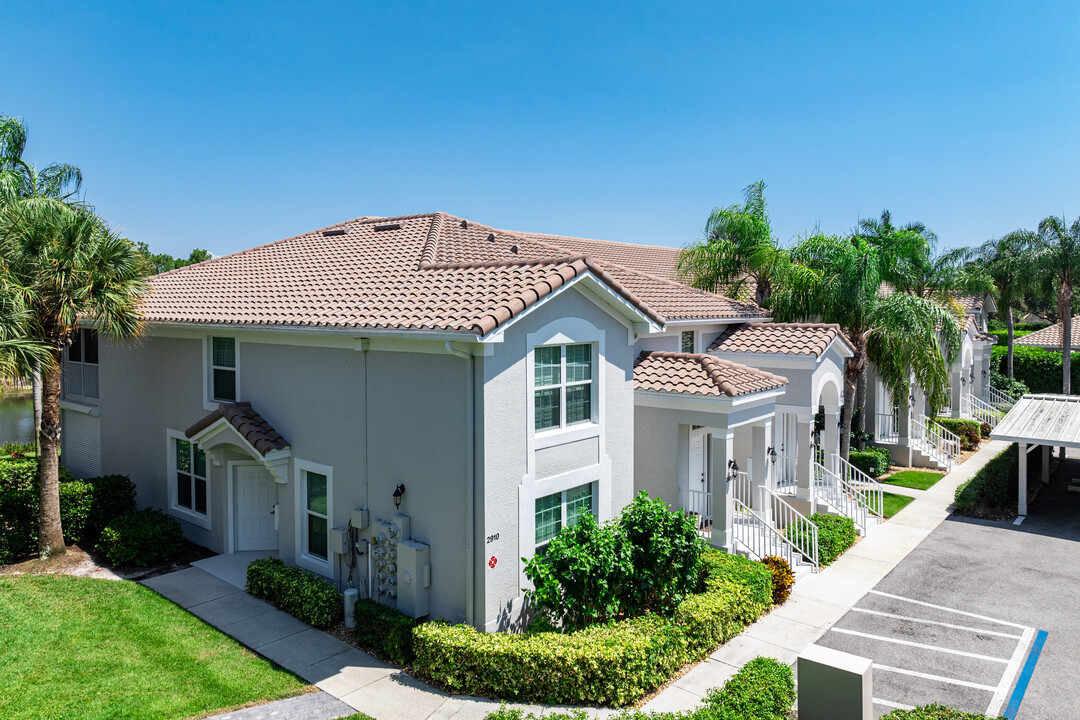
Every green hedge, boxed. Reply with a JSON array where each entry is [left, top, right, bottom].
[[990, 371, 1028, 400], [354, 598, 417, 666], [849, 446, 891, 477], [954, 443, 1027, 515], [987, 328, 1034, 347], [246, 557, 343, 629], [991, 345, 1080, 395], [413, 550, 772, 706], [96, 509, 184, 567], [482, 656, 795, 720], [812, 513, 856, 567], [881, 703, 1003, 719], [933, 418, 981, 451]]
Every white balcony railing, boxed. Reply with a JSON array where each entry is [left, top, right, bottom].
[[876, 410, 901, 444]]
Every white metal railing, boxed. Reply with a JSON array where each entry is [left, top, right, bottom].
[[911, 415, 959, 470], [731, 470, 752, 508], [680, 487, 712, 541], [812, 460, 869, 531], [730, 494, 796, 568], [835, 453, 885, 523], [876, 410, 901, 444], [761, 485, 819, 570], [960, 392, 1004, 429], [775, 454, 798, 493], [987, 385, 1018, 413]]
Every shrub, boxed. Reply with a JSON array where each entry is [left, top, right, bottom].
[[0, 455, 74, 493], [760, 556, 793, 604], [415, 549, 772, 707], [990, 370, 1028, 400], [811, 513, 856, 567], [933, 418, 981, 451], [354, 598, 416, 665], [97, 509, 184, 567], [0, 487, 37, 563], [619, 492, 704, 616], [849, 446, 891, 477], [992, 345, 1080, 395], [481, 656, 795, 720], [954, 443, 1027, 515], [980, 422, 991, 438], [880, 703, 1003, 719], [83, 475, 137, 538], [246, 556, 343, 629]]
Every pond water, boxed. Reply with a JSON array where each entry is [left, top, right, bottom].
[[0, 395, 34, 445]]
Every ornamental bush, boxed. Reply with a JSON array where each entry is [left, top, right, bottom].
[[813, 513, 857, 566], [354, 598, 417, 665], [414, 549, 772, 707], [761, 556, 793, 604], [246, 556, 343, 629], [849, 446, 891, 478], [880, 703, 1004, 719], [990, 370, 1028, 400], [934, 418, 981, 451], [96, 509, 184, 567], [619, 492, 705, 616], [954, 443, 1027, 515]]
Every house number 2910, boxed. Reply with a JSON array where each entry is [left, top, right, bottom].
[[486, 533, 500, 544]]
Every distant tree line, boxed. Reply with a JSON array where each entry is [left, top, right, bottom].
[[134, 243, 212, 275]]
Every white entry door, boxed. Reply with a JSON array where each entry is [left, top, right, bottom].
[[688, 432, 707, 494], [235, 465, 277, 552]]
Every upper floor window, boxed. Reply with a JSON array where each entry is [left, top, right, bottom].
[[534, 343, 594, 431], [64, 329, 98, 401], [211, 337, 237, 402], [681, 330, 695, 353]]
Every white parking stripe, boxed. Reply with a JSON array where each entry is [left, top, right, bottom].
[[874, 698, 916, 711], [986, 626, 1036, 718], [874, 664, 999, 692], [868, 590, 1027, 629], [832, 627, 1011, 663], [850, 607, 1025, 639]]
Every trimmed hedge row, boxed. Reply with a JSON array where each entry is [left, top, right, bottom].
[[354, 598, 417, 666], [954, 443, 1022, 515], [934, 418, 981, 451], [881, 704, 1003, 719], [991, 345, 1080, 395], [812, 513, 857, 566], [246, 557, 343, 629], [849, 446, 891, 477], [412, 550, 772, 706], [482, 656, 795, 720], [96, 509, 184, 567]]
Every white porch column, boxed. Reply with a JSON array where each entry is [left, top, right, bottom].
[[951, 366, 963, 419], [751, 420, 772, 521], [710, 430, 735, 551], [1018, 441, 1028, 517], [796, 414, 813, 501], [822, 406, 839, 474], [1043, 445, 1050, 484]]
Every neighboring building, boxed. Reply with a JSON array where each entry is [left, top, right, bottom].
[[60, 211, 864, 630], [1016, 315, 1080, 352]]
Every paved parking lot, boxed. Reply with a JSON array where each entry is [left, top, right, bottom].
[[815, 450, 1080, 719]]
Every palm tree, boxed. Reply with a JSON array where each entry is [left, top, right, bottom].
[[769, 233, 962, 457], [676, 180, 785, 306], [1034, 216, 1080, 394], [0, 198, 146, 557], [977, 231, 1036, 378]]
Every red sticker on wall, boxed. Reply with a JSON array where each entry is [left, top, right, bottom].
[[488, 555, 498, 569]]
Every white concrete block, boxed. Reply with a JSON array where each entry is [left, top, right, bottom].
[[797, 643, 873, 720]]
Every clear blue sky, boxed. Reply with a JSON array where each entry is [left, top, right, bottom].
[[7, 1, 1079, 257]]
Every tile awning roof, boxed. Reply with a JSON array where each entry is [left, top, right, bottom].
[[143, 212, 765, 335], [186, 402, 289, 456], [707, 322, 855, 357], [1016, 316, 1080, 350], [991, 394, 1080, 449], [634, 351, 788, 398]]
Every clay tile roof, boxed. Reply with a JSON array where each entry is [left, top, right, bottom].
[[1016, 316, 1080, 350], [634, 351, 788, 398], [519, 232, 684, 281], [142, 212, 758, 333], [185, 402, 289, 456], [707, 322, 855, 357], [956, 294, 985, 312]]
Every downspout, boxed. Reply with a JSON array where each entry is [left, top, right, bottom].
[[445, 341, 476, 628]]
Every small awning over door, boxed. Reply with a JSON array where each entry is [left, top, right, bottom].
[[185, 402, 291, 482]]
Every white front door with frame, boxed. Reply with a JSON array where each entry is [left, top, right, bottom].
[[235, 464, 277, 552], [686, 428, 710, 522]]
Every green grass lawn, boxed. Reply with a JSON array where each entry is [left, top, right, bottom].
[[883, 469, 946, 491], [0, 575, 308, 720], [862, 490, 917, 518]]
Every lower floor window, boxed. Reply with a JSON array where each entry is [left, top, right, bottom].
[[304, 471, 329, 561], [175, 438, 207, 515], [535, 483, 595, 552]]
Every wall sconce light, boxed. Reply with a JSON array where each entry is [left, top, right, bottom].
[[811, 428, 821, 447], [727, 459, 740, 481], [392, 483, 406, 508], [982, 369, 987, 377], [837, 418, 846, 430], [961, 375, 967, 385], [767, 447, 778, 465], [970, 370, 975, 383]]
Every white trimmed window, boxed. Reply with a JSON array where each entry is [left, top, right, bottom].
[[681, 330, 695, 353], [64, 329, 99, 401], [173, 437, 208, 517], [534, 483, 595, 551], [211, 337, 237, 402], [534, 343, 594, 431], [302, 469, 329, 563]]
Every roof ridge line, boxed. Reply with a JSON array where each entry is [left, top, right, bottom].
[[422, 254, 590, 271], [417, 212, 446, 268]]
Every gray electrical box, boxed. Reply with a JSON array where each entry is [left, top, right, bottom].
[[350, 507, 369, 530], [396, 539, 431, 618], [328, 527, 350, 556]]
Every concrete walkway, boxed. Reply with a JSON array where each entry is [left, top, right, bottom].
[[642, 440, 1008, 713], [142, 442, 1005, 720]]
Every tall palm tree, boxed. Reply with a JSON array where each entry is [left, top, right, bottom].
[[1034, 216, 1080, 394], [977, 230, 1036, 378], [676, 180, 785, 306], [0, 198, 146, 557], [770, 233, 962, 457]]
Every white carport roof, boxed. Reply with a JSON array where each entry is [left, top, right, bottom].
[[991, 394, 1080, 448]]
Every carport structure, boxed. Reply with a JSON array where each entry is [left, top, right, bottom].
[[990, 394, 1080, 516]]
